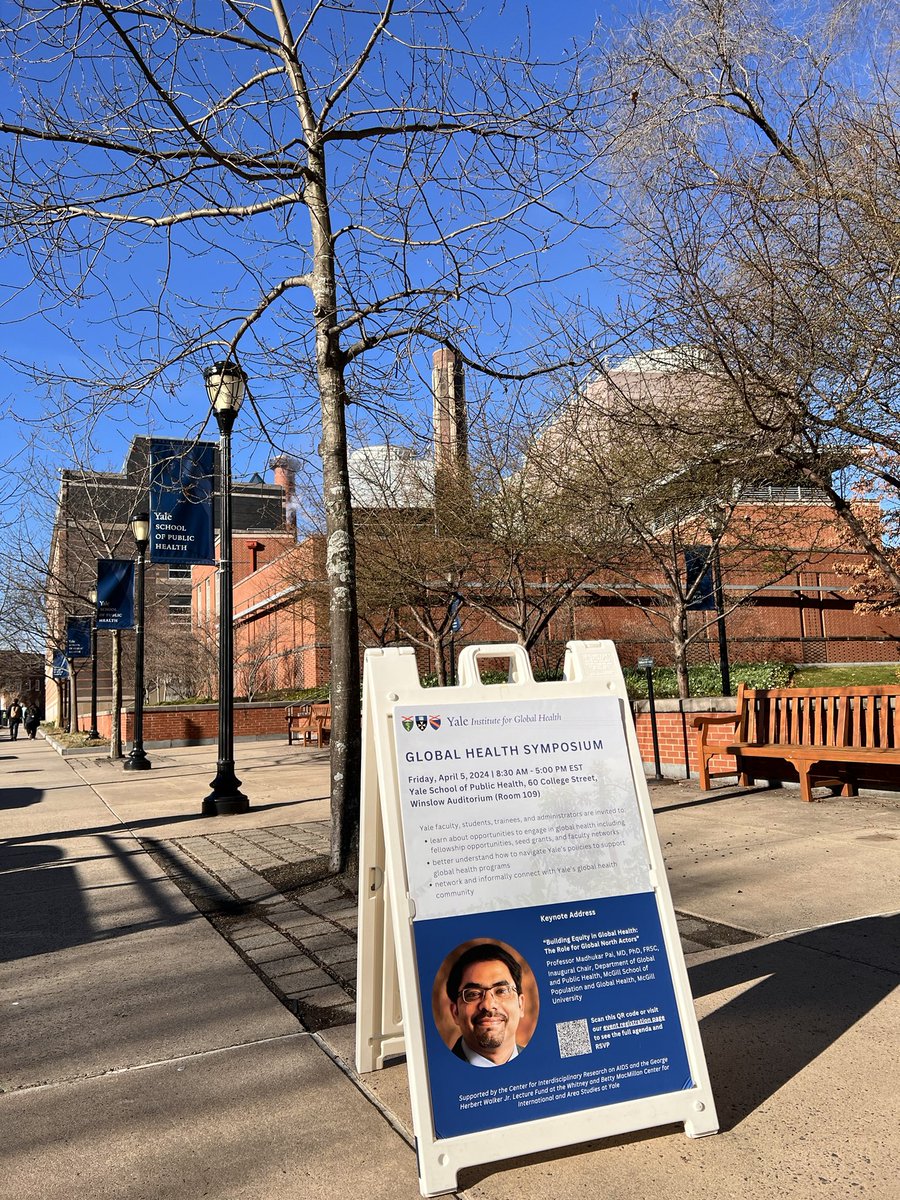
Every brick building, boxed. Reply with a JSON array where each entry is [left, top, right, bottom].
[[199, 349, 900, 694], [210, 491, 900, 696], [46, 437, 293, 724]]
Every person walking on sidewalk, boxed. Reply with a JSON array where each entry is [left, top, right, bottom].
[[23, 704, 40, 739], [7, 699, 22, 741]]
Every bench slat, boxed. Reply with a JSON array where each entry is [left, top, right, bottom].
[[730, 742, 900, 764]]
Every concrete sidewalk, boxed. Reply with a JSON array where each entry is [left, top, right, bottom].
[[2, 735, 898, 1199], [1, 737, 420, 1200]]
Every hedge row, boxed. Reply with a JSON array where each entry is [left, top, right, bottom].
[[623, 661, 794, 700]]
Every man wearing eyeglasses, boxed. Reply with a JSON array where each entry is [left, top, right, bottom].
[[446, 943, 527, 1066]]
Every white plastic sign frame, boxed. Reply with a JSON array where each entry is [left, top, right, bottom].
[[356, 641, 717, 1196]]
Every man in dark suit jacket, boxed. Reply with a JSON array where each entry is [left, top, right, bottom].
[[446, 943, 527, 1066]]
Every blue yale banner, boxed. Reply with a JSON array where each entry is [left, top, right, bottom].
[[96, 559, 135, 629], [149, 438, 216, 565], [65, 617, 92, 658], [684, 545, 716, 611], [52, 650, 69, 680]]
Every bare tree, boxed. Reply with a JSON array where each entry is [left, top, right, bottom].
[[235, 623, 282, 701], [530, 351, 833, 694], [144, 615, 213, 704], [0, 2, 598, 870], [460, 405, 601, 659], [357, 516, 480, 687], [346, 436, 473, 683], [582, 0, 900, 606]]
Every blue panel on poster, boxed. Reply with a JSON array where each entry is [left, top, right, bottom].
[[413, 892, 692, 1140], [149, 438, 215, 565]]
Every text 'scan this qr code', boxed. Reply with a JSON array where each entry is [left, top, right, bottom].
[[556, 1018, 592, 1058]]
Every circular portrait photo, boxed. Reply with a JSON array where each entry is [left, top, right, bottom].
[[432, 939, 539, 1067]]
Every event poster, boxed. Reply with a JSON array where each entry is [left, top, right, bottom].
[[96, 559, 135, 629], [393, 696, 692, 1139], [149, 438, 216, 565]]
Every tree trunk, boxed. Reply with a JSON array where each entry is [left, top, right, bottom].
[[432, 630, 448, 686], [306, 158, 361, 876], [270, 0, 362, 876], [673, 608, 690, 699], [319, 353, 361, 874]]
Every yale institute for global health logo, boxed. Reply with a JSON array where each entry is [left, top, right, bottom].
[[401, 715, 442, 732]]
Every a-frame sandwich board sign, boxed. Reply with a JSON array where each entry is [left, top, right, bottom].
[[356, 641, 718, 1197]]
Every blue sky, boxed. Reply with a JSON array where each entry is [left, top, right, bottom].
[[0, 0, 631, 519]]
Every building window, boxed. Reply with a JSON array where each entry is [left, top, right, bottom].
[[168, 594, 192, 621], [168, 564, 192, 579], [741, 484, 827, 503]]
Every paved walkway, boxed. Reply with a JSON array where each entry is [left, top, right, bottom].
[[2, 734, 898, 1198]]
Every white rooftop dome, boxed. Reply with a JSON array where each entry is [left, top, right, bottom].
[[348, 444, 434, 509]]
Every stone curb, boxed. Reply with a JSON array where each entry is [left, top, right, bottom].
[[143, 819, 357, 1031]]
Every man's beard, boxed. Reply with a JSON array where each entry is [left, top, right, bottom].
[[472, 1015, 507, 1050]]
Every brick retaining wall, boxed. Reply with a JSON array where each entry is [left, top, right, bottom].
[[80, 700, 292, 747], [631, 696, 737, 780], [81, 695, 736, 774]]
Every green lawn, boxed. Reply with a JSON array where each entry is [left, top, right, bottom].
[[790, 664, 900, 688]]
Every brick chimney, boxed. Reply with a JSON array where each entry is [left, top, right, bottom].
[[432, 347, 468, 474], [271, 455, 297, 530]]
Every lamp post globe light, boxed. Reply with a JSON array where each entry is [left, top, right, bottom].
[[88, 585, 100, 741], [203, 360, 249, 816], [124, 512, 152, 771]]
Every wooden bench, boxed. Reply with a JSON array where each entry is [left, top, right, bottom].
[[692, 683, 900, 802], [286, 702, 331, 747]]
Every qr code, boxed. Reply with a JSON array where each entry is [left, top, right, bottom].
[[556, 1018, 592, 1058]]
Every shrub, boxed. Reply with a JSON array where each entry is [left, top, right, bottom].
[[624, 662, 795, 699], [731, 662, 794, 689]]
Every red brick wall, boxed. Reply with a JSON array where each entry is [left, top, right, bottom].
[[80, 695, 732, 777], [632, 698, 738, 778], [80, 701, 293, 746]]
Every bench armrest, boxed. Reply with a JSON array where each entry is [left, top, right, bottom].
[[691, 713, 740, 730], [692, 710, 740, 790]]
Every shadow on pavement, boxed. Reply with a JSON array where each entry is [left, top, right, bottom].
[[689, 912, 899, 1131], [0, 796, 327, 849], [0, 844, 91, 962], [652, 785, 769, 813], [0, 785, 43, 810], [0, 833, 194, 963]]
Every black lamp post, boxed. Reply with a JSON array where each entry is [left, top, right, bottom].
[[124, 512, 152, 771], [88, 586, 100, 740], [638, 656, 662, 780], [202, 359, 249, 816], [445, 569, 462, 688], [711, 542, 732, 697], [707, 506, 732, 698]]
